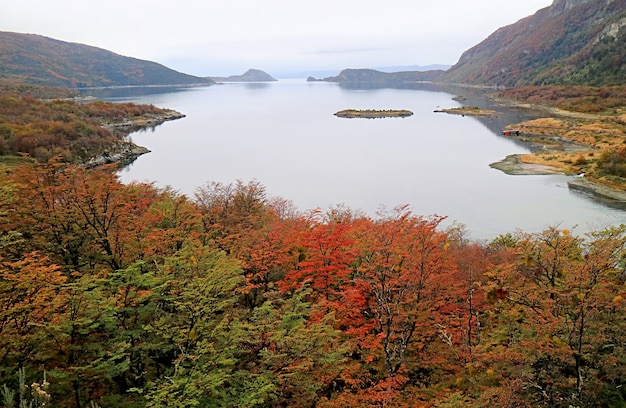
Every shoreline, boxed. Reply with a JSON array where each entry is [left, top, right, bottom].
[[89, 109, 185, 167], [568, 178, 626, 202], [489, 154, 565, 175], [479, 96, 626, 204], [489, 148, 626, 206], [102, 109, 185, 131]]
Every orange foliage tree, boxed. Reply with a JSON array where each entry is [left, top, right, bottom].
[[480, 226, 626, 407]]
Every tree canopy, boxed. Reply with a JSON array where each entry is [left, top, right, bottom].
[[2, 161, 626, 407]]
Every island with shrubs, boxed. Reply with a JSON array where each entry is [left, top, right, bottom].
[[433, 106, 497, 117], [334, 109, 413, 119]]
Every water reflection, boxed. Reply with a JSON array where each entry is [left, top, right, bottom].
[[79, 85, 196, 100], [242, 82, 272, 90], [569, 189, 626, 212]]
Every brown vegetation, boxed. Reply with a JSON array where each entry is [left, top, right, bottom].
[[495, 86, 626, 114], [0, 88, 180, 163], [434, 106, 497, 117], [493, 86, 626, 191], [334, 109, 413, 119]]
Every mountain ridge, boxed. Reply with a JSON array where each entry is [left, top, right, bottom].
[[0, 31, 213, 88], [3, 0, 624, 91], [441, 0, 626, 86], [307, 68, 444, 84]]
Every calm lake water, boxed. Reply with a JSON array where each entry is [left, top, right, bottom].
[[84, 80, 626, 240]]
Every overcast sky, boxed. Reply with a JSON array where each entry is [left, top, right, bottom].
[[2, 0, 554, 77]]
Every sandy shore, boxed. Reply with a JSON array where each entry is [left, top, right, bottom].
[[485, 98, 626, 203], [489, 154, 564, 175]]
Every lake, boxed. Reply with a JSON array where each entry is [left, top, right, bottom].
[[84, 80, 626, 240]]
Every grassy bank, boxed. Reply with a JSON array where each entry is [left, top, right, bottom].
[[488, 86, 626, 198]]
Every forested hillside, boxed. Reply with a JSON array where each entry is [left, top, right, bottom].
[[1, 161, 626, 407], [0, 32, 213, 88], [309, 68, 444, 84], [442, 0, 626, 86], [0, 87, 182, 164]]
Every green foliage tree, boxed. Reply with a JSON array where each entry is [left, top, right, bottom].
[[233, 286, 348, 407], [142, 245, 245, 407], [0, 175, 22, 250]]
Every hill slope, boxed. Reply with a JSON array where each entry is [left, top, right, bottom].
[[442, 0, 626, 87], [0, 31, 213, 88], [308, 68, 444, 84]]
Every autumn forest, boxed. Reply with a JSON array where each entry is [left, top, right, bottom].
[[0, 79, 625, 408], [0, 147, 626, 407]]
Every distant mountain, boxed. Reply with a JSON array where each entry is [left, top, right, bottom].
[[307, 68, 444, 84], [272, 69, 338, 79], [208, 69, 277, 82], [0, 31, 213, 88], [441, 0, 626, 87], [274, 66, 451, 79]]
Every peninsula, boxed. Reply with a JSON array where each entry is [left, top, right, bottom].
[[0, 85, 186, 168], [486, 86, 626, 201]]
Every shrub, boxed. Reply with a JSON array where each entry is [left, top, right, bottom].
[[597, 147, 626, 178], [575, 155, 588, 165]]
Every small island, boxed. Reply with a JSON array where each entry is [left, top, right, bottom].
[[334, 109, 413, 119], [434, 106, 497, 117]]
